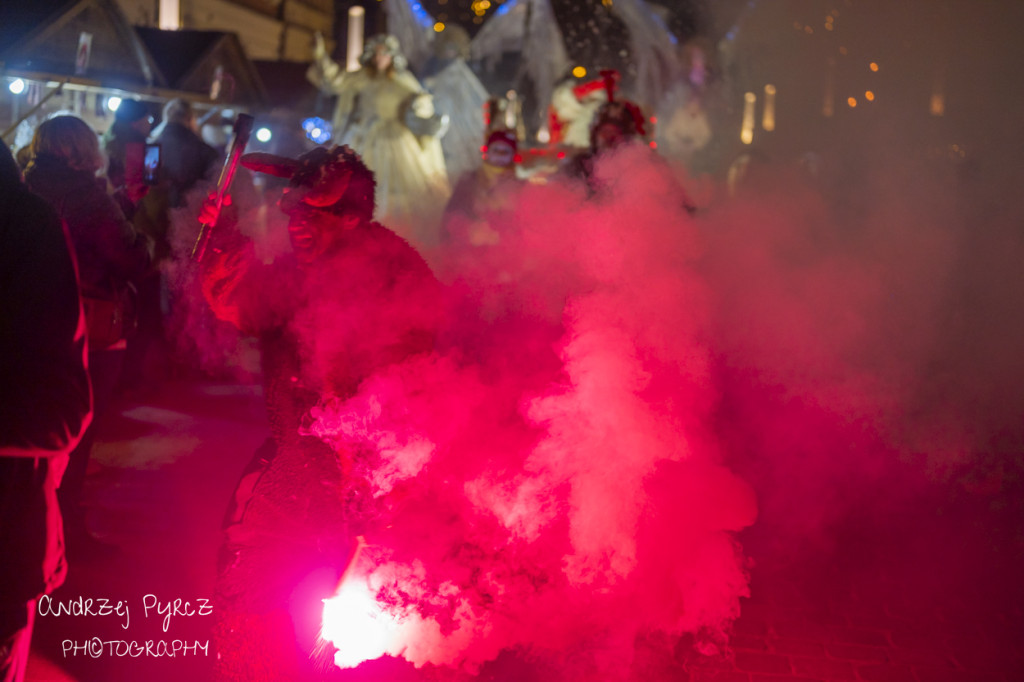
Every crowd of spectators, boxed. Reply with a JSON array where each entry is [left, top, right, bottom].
[[0, 78, 676, 679]]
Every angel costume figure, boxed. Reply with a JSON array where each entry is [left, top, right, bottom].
[[308, 34, 451, 248]]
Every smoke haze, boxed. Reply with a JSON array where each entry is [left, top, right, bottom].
[[158, 2, 1023, 677]]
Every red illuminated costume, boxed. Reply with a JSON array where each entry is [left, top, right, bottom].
[[199, 146, 440, 679], [1, 144, 91, 682]]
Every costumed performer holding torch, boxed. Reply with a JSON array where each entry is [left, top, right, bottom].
[[196, 145, 442, 679]]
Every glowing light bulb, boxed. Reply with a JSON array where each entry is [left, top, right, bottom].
[[572, 66, 587, 78], [434, 21, 445, 31], [8, 78, 25, 94], [256, 127, 272, 142], [847, 97, 857, 108], [107, 96, 122, 112], [864, 91, 875, 102], [870, 62, 879, 72]]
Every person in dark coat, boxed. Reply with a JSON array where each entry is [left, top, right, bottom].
[[100, 97, 153, 192], [0, 142, 92, 682], [150, 98, 220, 209], [197, 145, 442, 679], [24, 115, 151, 556]]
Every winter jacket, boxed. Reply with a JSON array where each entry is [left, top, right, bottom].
[[0, 176, 92, 605], [25, 153, 150, 300], [152, 122, 219, 206]]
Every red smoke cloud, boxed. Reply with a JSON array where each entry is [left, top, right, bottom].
[[305, 145, 757, 675]]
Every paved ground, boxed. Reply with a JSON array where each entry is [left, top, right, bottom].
[[25, 377, 1024, 681], [27, 379, 268, 682]]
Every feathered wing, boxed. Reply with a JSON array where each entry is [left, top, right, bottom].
[[384, 0, 437, 70], [611, 0, 682, 111], [426, 59, 490, 183], [470, 0, 570, 128]]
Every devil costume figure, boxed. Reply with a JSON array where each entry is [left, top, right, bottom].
[[198, 146, 441, 679]]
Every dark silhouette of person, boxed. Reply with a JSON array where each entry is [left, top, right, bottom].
[[0, 142, 92, 682]]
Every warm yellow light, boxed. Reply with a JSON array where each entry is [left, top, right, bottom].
[[869, 62, 879, 72], [762, 84, 776, 131], [433, 21, 445, 31], [804, 25, 813, 34], [865, 90, 875, 101], [741, 92, 756, 144], [480, 0, 491, 8], [572, 66, 587, 78], [847, 97, 857, 107], [601, 0, 613, 6], [825, 24, 833, 31]]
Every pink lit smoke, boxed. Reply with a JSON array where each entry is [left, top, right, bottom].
[[305, 145, 756, 676]]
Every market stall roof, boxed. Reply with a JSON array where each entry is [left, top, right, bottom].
[[135, 27, 268, 109], [0, 0, 165, 89]]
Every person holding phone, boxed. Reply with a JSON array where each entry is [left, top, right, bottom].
[[101, 98, 153, 209]]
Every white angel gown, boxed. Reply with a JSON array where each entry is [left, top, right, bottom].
[[310, 62, 451, 249]]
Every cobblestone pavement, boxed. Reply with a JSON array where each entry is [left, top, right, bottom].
[[26, 378, 1024, 681]]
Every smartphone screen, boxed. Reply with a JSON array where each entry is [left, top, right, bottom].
[[143, 144, 160, 185]]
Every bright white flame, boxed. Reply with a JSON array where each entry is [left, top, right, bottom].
[[107, 96, 122, 112], [9, 78, 25, 94], [256, 127, 272, 142], [321, 578, 397, 669]]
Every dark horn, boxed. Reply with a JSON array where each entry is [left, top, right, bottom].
[[240, 152, 301, 178]]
